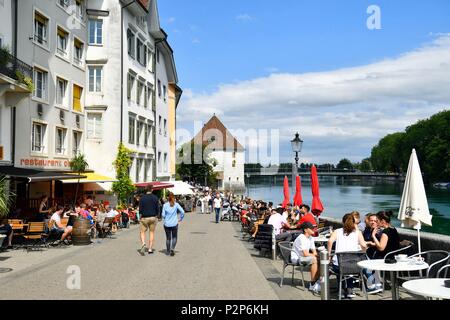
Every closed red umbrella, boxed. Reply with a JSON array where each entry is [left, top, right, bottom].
[[311, 165, 324, 216], [282, 176, 290, 208], [293, 175, 303, 206]]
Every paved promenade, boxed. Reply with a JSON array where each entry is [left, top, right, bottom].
[[0, 210, 420, 300], [0, 212, 277, 300]]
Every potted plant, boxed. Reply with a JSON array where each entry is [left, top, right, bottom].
[[0, 176, 15, 219]]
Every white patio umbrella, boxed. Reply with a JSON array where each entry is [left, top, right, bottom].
[[398, 149, 433, 255]]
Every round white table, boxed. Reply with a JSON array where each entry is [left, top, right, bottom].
[[357, 259, 429, 300], [402, 279, 450, 300], [312, 236, 329, 244]]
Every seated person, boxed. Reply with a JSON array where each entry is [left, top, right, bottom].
[[0, 221, 14, 249], [327, 213, 376, 298], [268, 207, 292, 242], [291, 222, 320, 293], [372, 211, 400, 259], [363, 213, 382, 259], [50, 206, 73, 245]]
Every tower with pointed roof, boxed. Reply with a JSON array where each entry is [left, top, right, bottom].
[[192, 115, 245, 191]]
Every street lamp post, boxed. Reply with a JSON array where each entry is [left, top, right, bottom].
[[291, 132, 304, 192], [246, 173, 250, 198]]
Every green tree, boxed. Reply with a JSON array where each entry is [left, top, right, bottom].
[[176, 142, 218, 187], [69, 154, 89, 208], [370, 132, 405, 172], [0, 176, 15, 218], [368, 110, 450, 182], [359, 158, 373, 172], [112, 143, 136, 205], [336, 158, 353, 170]]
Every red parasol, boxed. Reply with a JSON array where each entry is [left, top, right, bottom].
[[310, 165, 324, 216], [293, 175, 303, 206], [282, 176, 291, 208]]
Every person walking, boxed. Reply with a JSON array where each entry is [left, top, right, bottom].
[[138, 186, 160, 255], [161, 192, 185, 256], [213, 192, 222, 223]]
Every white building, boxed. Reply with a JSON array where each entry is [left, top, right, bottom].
[[3, 0, 88, 202], [1, 0, 33, 167], [193, 115, 245, 191], [83, 0, 156, 186], [0, 0, 179, 208], [155, 29, 178, 182], [84, 0, 179, 185]]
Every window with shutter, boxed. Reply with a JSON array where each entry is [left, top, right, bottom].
[[73, 85, 83, 112]]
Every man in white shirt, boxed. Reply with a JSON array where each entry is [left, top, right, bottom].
[[50, 205, 73, 246], [106, 205, 117, 218], [268, 208, 292, 242], [213, 193, 222, 224], [291, 222, 320, 293]]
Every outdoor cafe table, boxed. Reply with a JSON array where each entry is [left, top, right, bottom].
[[312, 236, 329, 244], [402, 279, 450, 300], [357, 259, 429, 300]]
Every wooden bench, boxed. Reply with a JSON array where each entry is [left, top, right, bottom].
[[8, 219, 26, 236], [23, 222, 48, 251]]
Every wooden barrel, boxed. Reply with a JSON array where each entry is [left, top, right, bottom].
[[72, 218, 92, 246]]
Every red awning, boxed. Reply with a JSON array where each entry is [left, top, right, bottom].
[[134, 181, 175, 190]]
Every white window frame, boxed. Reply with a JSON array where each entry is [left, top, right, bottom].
[[148, 49, 154, 73], [158, 152, 162, 172], [128, 115, 136, 145], [31, 121, 47, 154], [86, 112, 103, 140], [57, 0, 70, 10], [75, 0, 85, 20], [127, 73, 135, 100], [33, 66, 48, 102], [88, 19, 103, 45], [136, 80, 144, 106], [88, 65, 103, 93], [127, 28, 135, 58], [56, 24, 70, 59], [72, 130, 82, 157], [55, 126, 68, 156], [164, 153, 168, 172], [55, 76, 68, 108], [73, 37, 85, 67], [33, 9, 50, 50]]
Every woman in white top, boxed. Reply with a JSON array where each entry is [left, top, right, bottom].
[[327, 212, 367, 298]]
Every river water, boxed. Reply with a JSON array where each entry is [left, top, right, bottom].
[[245, 178, 450, 236]]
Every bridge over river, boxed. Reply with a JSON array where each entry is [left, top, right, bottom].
[[245, 168, 403, 179]]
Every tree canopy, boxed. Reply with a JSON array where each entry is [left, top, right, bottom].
[[369, 110, 450, 182], [176, 142, 217, 186]]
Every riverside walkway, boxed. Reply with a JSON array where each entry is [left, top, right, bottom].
[[0, 210, 420, 300], [0, 212, 277, 300]]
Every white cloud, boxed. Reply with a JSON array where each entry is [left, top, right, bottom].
[[192, 38, 200, 44], [177, 35, 450, 164], [236, 14, 256, 22], [167, 17, 176, 24]]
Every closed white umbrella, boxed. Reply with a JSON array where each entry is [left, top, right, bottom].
[[398, 149, 433, 255]]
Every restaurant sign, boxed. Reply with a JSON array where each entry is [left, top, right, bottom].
[[19, 158, 71, 169]]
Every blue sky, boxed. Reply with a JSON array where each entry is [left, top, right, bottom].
[[158, 0, 450, 165]]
